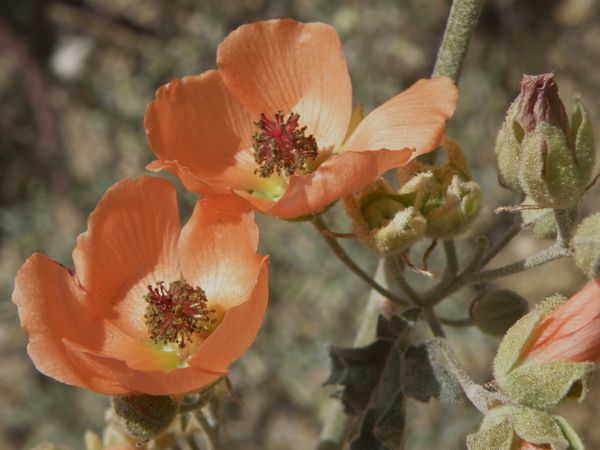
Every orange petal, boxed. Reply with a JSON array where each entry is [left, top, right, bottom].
[[64, 339, 226, 395], [145, 70, 269, 192], [72, 177, 181, 341], [342, 77, 458, 156], [217, 19, 352, 150], [178, 195, 264, 309], [189, 259, 269, 372], [12, 253, 126, 393], [236, 149, 413, 218], [524, 280, 600, 365]]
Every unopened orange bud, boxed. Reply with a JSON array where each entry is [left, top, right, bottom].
[[521, 280, 600, 366]]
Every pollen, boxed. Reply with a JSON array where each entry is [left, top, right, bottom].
[[252, 111, 318, 177], [144, 280, 216, 348]]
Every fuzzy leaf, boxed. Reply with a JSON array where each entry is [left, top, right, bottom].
[[403, 341, 461, 403]]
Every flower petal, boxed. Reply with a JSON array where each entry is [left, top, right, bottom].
[[525, 280, 600, 364], [342, 77, 458, 156], [12, 253, 126, 393], [217, 19, 352, 149], [72, 177, 181, 340], [178, 195, 264, 309], [236, 149, 413, 218], [63, 340, 226, 395], [145, 70, 271, 192], [189, 259, 269, 372]]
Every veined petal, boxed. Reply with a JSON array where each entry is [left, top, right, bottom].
[[12, 253, 125, 393], [145, 71, 269, 192], [524, 280, 600, 365], [217, 19, 352, 150], [342, 77, 458, 156], [178, 195, 264, 310], [236, 149, 412, 219], [189, 259, 269, 373], [72, 177, 181, 341]]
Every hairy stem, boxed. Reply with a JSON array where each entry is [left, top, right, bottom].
[[313, 216, 409, 307], [318, 262, 388, 450], [432, 0, 485, 83]]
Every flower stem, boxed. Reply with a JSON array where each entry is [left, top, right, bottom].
[[317, 261, 388, 450], [432, 0, 485, 83], [312, 216, 409, 307]]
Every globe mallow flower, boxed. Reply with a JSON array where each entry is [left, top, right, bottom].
[[12, 177, 269, 395], [144, 19, 458, 219]]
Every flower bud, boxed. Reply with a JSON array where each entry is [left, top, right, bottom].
[[493, 282, 600, 409], [494, 73, 596, 202], [573, 213, 600, 279], [398, 137, 480, 239], [471, 289, 528, 337], [466, 405, 578, 450], [112, 394, 178, 441], [344, 178, 426, 256]]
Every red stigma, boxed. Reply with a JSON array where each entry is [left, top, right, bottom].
[[252, 111, 318, 177]]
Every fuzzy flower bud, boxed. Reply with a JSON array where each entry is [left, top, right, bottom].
[[344, 178, 426, 256], [471, 289, 528, 337], [573, 212, 600, 279], [112, 394, 178, 441], [494, 73, 596, 204], [467, 405, 582, 450], [398, 137, 480, 239], [493, 281, 600, 410]]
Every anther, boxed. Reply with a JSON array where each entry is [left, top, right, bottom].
[[144, 280, 216, 348], [252, 111, 318, 177]]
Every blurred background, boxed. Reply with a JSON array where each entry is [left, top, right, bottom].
[[1, 0, 599, 448]]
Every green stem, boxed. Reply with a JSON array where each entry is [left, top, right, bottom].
[[438, 316, 473, 327], [432, 0, 485, 83], [554, 208, 576, 247], [424, 306, 446, 338], [464, 242, 570, 285], [313, 216, 409, 307], [195, 410, 220, 450], [385, 255, 423, 306], [462, 236, 489, 275], [318, 261, 388, 450], [477, 220, 521, 270]]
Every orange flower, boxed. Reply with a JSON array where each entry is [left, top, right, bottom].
[[521, 280, 600, 366], [12, 177, 268, 395], [519, 441, 549, 450], [145, 19, 458, 219]]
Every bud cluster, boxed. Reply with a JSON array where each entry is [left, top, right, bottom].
[[495, 73, 596, 208], [344, 138, 480, 256]]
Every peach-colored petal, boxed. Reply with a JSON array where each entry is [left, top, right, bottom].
[[72, 177, 181, 340], [236, 148, 413, 218], [12, 253, 125, 393], [145, 71, 272, 192], [523, 280, 600, 365], [189, 259, 269, 372], [341, 77, 458, 157], [178, 195, 264, 309], [217, 19, 352, 150], [64, 340, 226, 395]]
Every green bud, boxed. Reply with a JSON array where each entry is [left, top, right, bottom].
[[519, 122, 586, 208], [398, 138, 480, 239], [467, 405, 577, 450], [471, 289, 528, 337], [494, 100, 524, 191], [112, 394, 178, 441], [573, 212, 600, 279], [521, 197, 579, 239], [344, 178, 426, 256], [495, 73, 596, 205]]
